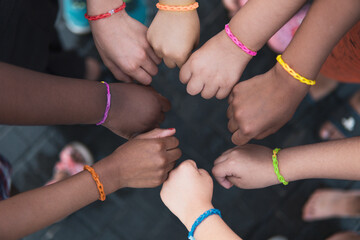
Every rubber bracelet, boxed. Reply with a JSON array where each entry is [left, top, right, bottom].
[[156, 2, 199, 11], [96, 81, 111, 126], [272, 148, 288, 186], [188, 209, 222, 240], [84, 165, 106, 201], [276, 55, 316, 86], [85, 2, 126, 21], [225, 24, 257, 56]]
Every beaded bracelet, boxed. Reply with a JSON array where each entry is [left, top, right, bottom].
[[96, 81, 111, 126], [276, 55, 316, 86], [84, 165, 106, 201], [156, 2, 199, 11], [272, 148, 288, 186], [85, 2, 126, 21], [188, 209, 222, 240], [225, 24, 257, 56]]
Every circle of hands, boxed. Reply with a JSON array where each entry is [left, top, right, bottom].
[[90, 9, 305, 226]]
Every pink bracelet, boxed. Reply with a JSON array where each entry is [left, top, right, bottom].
[[96, 81, 111, 126], [225, 24, 257, 56]]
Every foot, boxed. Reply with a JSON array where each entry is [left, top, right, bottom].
[[319, 90, 360, 140], [302, 189, 360, 221], [46, 142, 94, 185], [327, 232, 360, 240]]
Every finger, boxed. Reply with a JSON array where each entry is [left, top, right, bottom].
[[182, 159, 198, 169], [163, 136, 180, 150], [146, 47, 162, 65], [157, 112, 165, 124], [254, 127, 277, 140], [175, 56, 188, 69], [228, 92, 234, 103], [136, 128, 176, 139], [179, 61, 192, 84], [164, 161, 177, 174], [131, 68, 153, 85], [212, 163, 234, 189], [214, 154, 228, 165], [227, 118, 238, 133], [186, 78, 204, 96], [166, 148, 182, 162], [141, 57, 159, 76], [231, 129, 252, 146], [226, 105, 234, 119], [201, 85, 219, 99], [157, 94, 171, 112], [216, 87, 232, 100], [198, 168, 211, 177], [107, 62, 132, 82], [163, 57, 177, 69]]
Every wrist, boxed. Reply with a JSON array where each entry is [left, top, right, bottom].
[[86, 0, 124, 16], [183, 203, 214, 231], [220, 30, 253, 63]]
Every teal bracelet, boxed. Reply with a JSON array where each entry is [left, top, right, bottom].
[[188, 209, 222, 240]]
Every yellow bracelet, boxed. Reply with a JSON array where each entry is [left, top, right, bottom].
[[156, 2, 199, 11], [276, 55, 316, 86], [84, 165, 106, 201]]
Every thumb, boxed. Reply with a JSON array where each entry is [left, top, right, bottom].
[[136, 128, 176, 139], [211, 162, 235, 189]]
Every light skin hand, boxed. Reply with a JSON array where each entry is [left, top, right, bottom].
[[147, 10, 200, 69], [227, 63, 309, 145], [102, 83, 171, 139], [95, 128, 182, 192], [160, 160, 214, 231], [212, 144, 279, 189], [89, 10, 161, 84], [180, 30, 252, 99]]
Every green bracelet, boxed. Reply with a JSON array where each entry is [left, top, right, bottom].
[[272, 148, 288, 186]]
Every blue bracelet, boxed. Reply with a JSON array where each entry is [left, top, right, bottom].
[[188, 208, 222, 240]]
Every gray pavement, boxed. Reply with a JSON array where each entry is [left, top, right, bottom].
[[1, 0, 360, 239]]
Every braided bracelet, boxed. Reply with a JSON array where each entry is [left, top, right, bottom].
[[225, 24, 257, 56], [84, 165, 106, 201], [276, 55, 316, 86], [156, 2, 199, 11], [272, 148, 288, 186], [188, 209, 222, 240], [85, 2, 126, 21], [96, 81, 111, 126]]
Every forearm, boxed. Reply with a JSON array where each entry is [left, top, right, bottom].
[[229, 0, 307, 51], [281, 0, 360, 80], [0, 62, 105, 125], [281, 137, 360, 182]]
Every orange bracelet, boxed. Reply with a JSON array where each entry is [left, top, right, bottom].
[[84, 165, 106, 201], [156, 2, 199, 11]]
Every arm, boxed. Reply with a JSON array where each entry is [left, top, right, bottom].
[[212, 137, 360, 189], [0, 128, 182, 239], [86, 0, 161, 84], [229, 0, 360, 145], [161, 160, 242, 240], [147, 0, 200, 68], [179, 0, 306, 99], [0, 62, 170, 139]]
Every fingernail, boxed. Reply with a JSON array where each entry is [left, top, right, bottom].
[[168, 128, 175, 130]]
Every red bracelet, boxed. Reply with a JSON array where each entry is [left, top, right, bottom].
[[85, 2, 126, 21]]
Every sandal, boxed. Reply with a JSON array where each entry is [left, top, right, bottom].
[[46, 142, 94, 185]]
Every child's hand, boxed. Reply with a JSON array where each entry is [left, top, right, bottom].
[[90, 12, 161, 84], [94, 128, 182, 192], [227, 63, 309, 145], [103, 83, 171, 139], [147, 10, 200, 68], [180, 30, 252, 99], [212, 145, 279, 189], [160, 160, 214, 230]]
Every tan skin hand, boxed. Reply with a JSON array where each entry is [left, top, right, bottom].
[[180, 30, 252, 100], [147, 10, 200, 69], [103, 83, 171, 139], [90, 11, 161, 85], [160, 160, 214, 230], [212, 144, 278, 189], [227, 63, 309, 145], [94, 128, 182, 193]]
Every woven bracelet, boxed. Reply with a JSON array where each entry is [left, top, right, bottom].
[[276, 55, 316, 86], [85, 2, 126, 21], [96, 81, 111, 126], [188, 209, 222, 240], [272, 148, 288, 186], [156, 2, 199, 11], [225, 24, 257, 56], [84, 165, 106, 201]]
